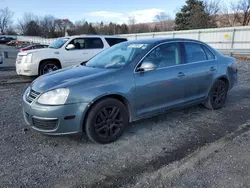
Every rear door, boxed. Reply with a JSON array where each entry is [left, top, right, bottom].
[[181, 42, 218, 102], [81, 37, 105, 60]]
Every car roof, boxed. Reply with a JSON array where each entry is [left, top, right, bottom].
[[123, 38, 207, 45], [62, 35, 127, 39]]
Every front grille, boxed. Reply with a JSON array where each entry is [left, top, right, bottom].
[[16, 55, 24, 64], [32, 117, 58, 130], [26, 89, 40, 103]]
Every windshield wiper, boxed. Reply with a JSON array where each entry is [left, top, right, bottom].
[[80, 61, 88, 66]]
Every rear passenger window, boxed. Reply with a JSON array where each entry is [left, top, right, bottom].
[[105, 38, 127, 46], [184, 43, 207, 63], [202, 45, 215, 60], [85, 38, 104, 49]]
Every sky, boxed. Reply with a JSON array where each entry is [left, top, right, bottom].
[[1, 0, 240, 24]]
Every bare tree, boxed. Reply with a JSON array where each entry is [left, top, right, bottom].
[[17, 13, 40, 35], [40, 15, 56, 38], [0, 7, 14, 34], [219, 3, 238, 27], [204, 0, 222, 25], [204, 0, 222, 16], [231, 0, 250, 26], [54, 18, 74, 36], [154, 12, 171, 31], [154, 12, 171, 22], [128, 16, 136, 33]]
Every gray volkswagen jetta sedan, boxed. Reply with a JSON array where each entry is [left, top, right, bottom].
[[23, 38, 238, 144]]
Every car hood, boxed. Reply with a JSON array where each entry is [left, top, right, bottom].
[[31, 65, 113, 92], [18, 48, 55, 55]]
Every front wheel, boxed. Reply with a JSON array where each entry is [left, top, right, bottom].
[[204, 79, 228, 110], [39, 61, 60, 75], [85, 98, 129, 144]]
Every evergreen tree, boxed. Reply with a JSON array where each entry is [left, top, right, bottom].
[[175, 0, 217, 30], [120, 24, 129, 34], [87, 23, 96, 34]]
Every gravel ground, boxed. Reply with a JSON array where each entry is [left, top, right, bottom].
[[133, 124, 250, 188], [168, 127, 250, 188], [0, 52, 250, 188]]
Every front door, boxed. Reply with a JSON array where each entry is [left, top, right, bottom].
[[134, 42, 186, 118], [63, 37, 104, 67]]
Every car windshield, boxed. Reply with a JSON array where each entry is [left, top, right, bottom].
[[49, 38, 69, 49], [86, 42, 151, 68]]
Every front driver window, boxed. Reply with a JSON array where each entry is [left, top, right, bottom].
[[141, 43, 181, 69], [67, 38, 85, 50], [67, 37, 104, 50]]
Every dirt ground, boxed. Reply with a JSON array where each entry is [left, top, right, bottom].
[[0, 47, 250, 188]]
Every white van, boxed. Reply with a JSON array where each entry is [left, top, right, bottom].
[[16, 35, 127, 76]]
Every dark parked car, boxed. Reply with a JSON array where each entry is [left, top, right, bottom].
[[19, 44, 49, 52], [22, 38, 238, 144], [0, 37, 16, 44]]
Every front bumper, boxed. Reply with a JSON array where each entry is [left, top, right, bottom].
[[16, 62, 39, 76], [22, 95, 88, 135]]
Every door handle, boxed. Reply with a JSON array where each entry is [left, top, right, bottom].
[[82, 52, 88, 54], [178, 72, 186, 78], [210, 67, 216, 71]]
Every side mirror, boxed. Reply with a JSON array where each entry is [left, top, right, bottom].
[[66, 44, 75, 50], [137, 61, 157, 72]]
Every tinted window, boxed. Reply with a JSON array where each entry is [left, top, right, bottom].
[[85, 38, 104, 49], [105, 38, 127, 46], [68, 38, 85, 49], [67, 37, 104, 50], [202, 45, 215, 60], [142, 42, 181, 68], [184, 43, 207, 63]]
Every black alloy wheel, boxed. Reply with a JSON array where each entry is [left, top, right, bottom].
[[95, 106, 123, 139], [204, 79, 228, 110], [85, 98, 129, 144]]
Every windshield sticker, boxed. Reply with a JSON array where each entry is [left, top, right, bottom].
[[128, 44, 147, 48]]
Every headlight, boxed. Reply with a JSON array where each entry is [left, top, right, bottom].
[[37, 88, 69, 105], [22, 53, 32, 63]]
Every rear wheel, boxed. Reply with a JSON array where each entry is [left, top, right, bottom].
[[39, 61, 60, 75], [85, 98, 129, 144], [204, 79, 228, 110]]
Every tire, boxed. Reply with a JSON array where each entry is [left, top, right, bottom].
[[39, 61, 60, 75], [204, 79, 228, 110], [85, 98, 129, 144]]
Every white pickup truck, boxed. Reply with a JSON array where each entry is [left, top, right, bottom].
[[16, 35, 127, 76]]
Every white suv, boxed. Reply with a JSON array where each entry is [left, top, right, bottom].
[[16, 35, 127, 76]]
